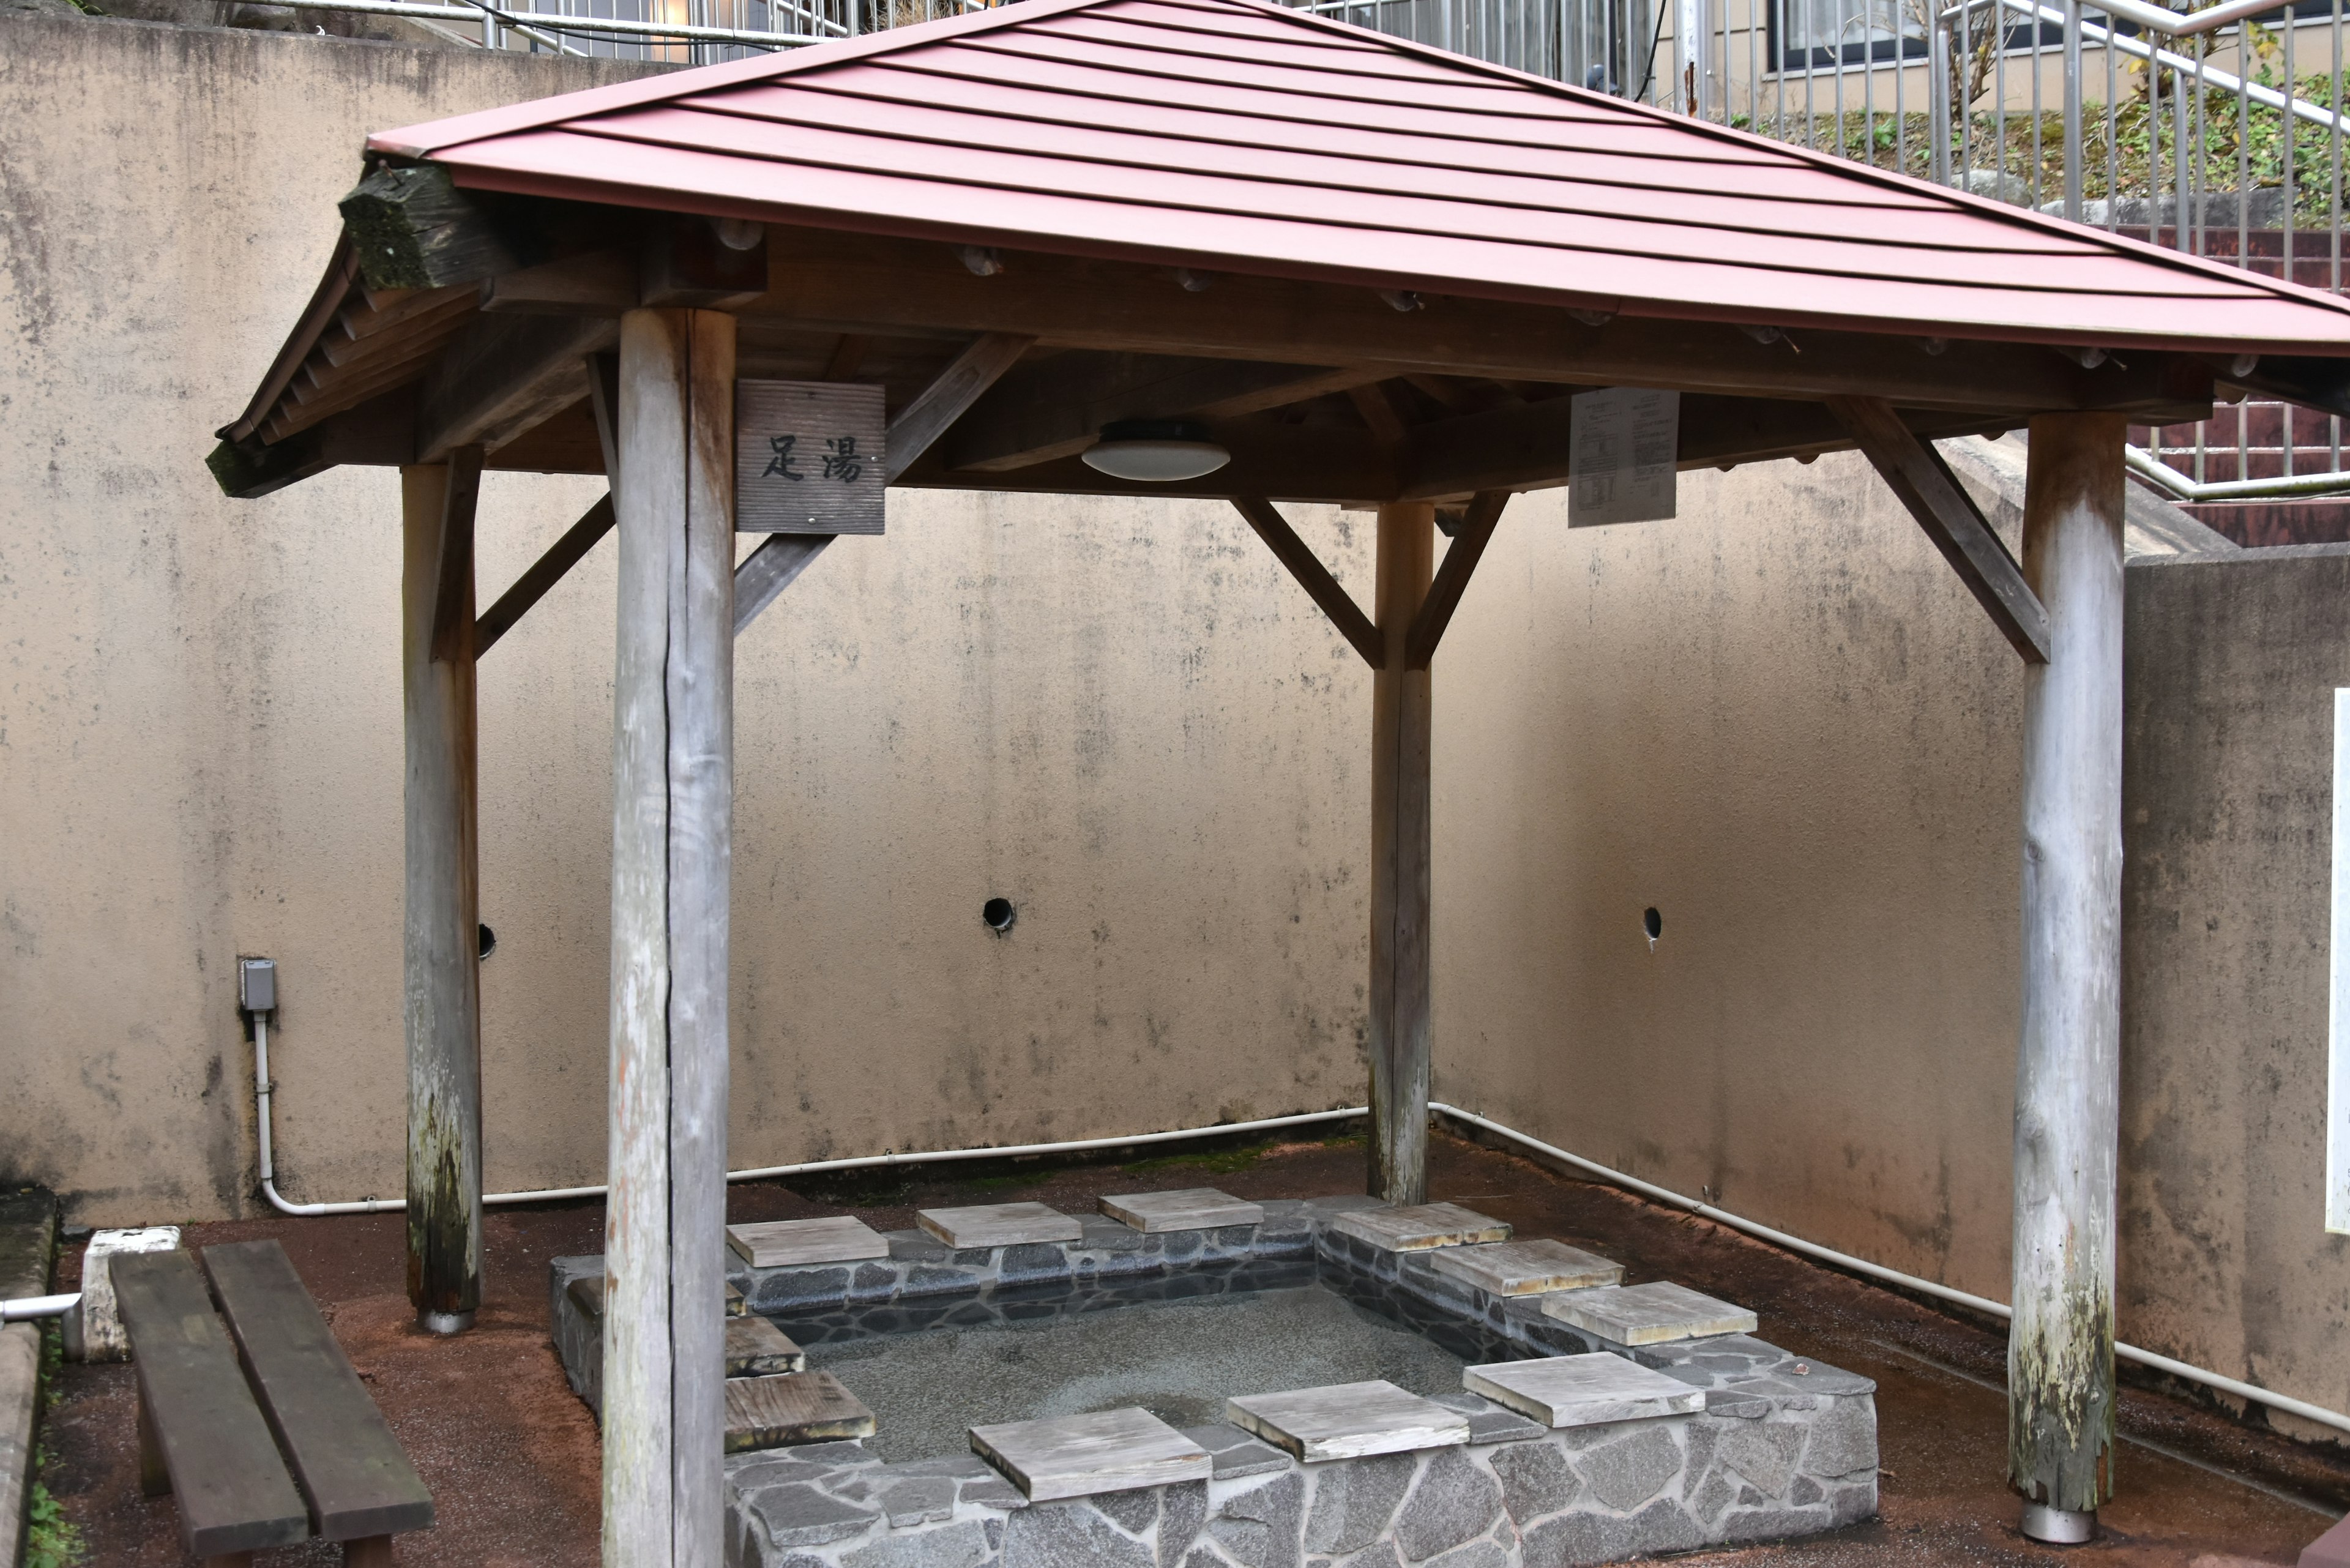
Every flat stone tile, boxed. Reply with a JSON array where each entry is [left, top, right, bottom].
[[1540, 1282, 1758, 1346], [728, 1215, 892, 1268], [1429, 1239, 1622, 1296], [1464, 1354, 1706, 1427], [1327, 1202, 1510, 1253], [1225, 1379, 1471, 1462], [1179, 1424, 1294, 1478], [1100, 1187, 1266, 1233], [917, 1202, 1084, 1250], [726, 1315, 806, 1376], [725, 1370, 876, 1452], [969, 1406, 1209, 1501]]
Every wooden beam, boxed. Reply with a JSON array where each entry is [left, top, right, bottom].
[[606, 307, 736, 1564], [1404, 491, 1509, 669], [2009, 412, 2127, 1540], [430, 447, 484, 665], [480, 250, 637, 315], [1827, 395, 2050, 663], [1229, 497, 1382, 669], [733, 332, 1035, 637], [1348, 381, 1411, 446], [476, 495, 616, 657], [733, 535, 834, 636], [340, 165, 562, 293], [819, 334, 870, 382], [414, 312, 616, 463], [1368, 500, 1434, 1205], [207, 392, 415, 499], [901, 419, 1391, 504], [944, 353, 1382, 472], [885, 333, 1036, 482], [401, 460, 482, 1337], [752, 230, 2214, 419]]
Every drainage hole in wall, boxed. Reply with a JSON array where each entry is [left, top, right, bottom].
[[479, 923, 498, 960], [1642, 908, 1662, 941], [982, 898, 1016, 933]]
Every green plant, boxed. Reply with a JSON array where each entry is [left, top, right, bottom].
[[23, 1324, 84, 1567]]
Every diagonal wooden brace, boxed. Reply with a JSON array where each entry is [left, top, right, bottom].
[[1230, 496, 1383, 669], [1827, 395, 2050, 663], [734, 332, 1036, 635], [1405, 490, 1509, 668]]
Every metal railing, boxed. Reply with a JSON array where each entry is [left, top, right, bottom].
[[269, 0, 2348, 507]]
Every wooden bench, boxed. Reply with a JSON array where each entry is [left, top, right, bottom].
[[113, 1241, 433, 1566]]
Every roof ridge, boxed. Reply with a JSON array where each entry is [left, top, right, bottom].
[[367, 0, 1134, 159], [1209, 0, 2350, 323]]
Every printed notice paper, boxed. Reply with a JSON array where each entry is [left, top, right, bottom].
[[1568, 387, 1680, 527]]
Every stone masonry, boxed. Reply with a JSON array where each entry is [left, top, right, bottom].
[[550, 1192, 1878, 1567]]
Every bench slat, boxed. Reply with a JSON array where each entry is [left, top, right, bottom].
[[110, 1251, 309, 1558], [201, 1240, 435, 1541]]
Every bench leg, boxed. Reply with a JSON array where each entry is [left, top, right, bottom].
[[135, 1385, 170, 1499], [342, 1536, 395, 1566]]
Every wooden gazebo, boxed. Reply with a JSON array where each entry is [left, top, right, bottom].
[[214, 0, 2350, 1554]]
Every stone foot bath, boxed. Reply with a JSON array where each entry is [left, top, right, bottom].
[[549, 1190, 1878, 1568]]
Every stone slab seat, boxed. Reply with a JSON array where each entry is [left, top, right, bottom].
[[726, 1369, 877, 1452], [729, 1216, 890, 1269], [110, 1249, 311, 1568], [1327, 1203, 1510, 1253], [1539, 1281, 1758, 1346], [200, 1240, 435, 1564], [1463, 1353, 1706, 1427], [969, 1406, 1210, 1499], [916, 1203, 1083, 1249], [1225, 1379, 1471, 1461], [1099, 1188, 1266, 1233]]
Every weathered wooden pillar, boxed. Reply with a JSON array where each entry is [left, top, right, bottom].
[[401, 455, 483, 1335], [603, 307, 736, 1567], [1368, 500, 1435, 1204], [2010, 413, 2127, 1543]]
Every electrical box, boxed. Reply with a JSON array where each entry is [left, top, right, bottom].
[[239, 957, 277, 1015]]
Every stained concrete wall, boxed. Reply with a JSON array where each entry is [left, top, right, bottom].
[[2119, 546, 2350, 1432], [7, 7, 2350, 1438], [0, 16, 1374, 1219]]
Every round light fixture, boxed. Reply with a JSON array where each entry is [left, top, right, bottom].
[[1081, 420, 1231, 483]]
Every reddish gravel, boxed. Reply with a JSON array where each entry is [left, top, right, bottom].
[[35, 1129, 2350, 1566]]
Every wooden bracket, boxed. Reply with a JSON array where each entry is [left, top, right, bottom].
[[477, 495, 616, 657], [1230, 496, 1383, 669], [1405, 490, 1509, 668], [733, 333, 1035, 637], [1827, 396, 2050, 664], [430, 446, 483, 665]]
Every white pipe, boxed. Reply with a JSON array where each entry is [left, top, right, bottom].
[[1430, 1101, 2350, 1438], [248, 1016, 1366, 1216], [0, 1294, 78, 1324], [2128, 444, 2350, 502]]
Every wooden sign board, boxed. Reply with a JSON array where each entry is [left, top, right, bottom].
[[735, 381, 887, 534]]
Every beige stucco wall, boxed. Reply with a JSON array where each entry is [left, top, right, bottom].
[[9, 7, 2350, 1438], [0, 17, 1374, 1220], [1431, 460, 2027, 1306]]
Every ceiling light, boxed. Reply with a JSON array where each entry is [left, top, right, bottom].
[[1081, 420, 1231, 482]]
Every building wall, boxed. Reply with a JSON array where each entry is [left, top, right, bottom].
[[0, 17, 1375, 1219], [6, 9, 2350, 1438]]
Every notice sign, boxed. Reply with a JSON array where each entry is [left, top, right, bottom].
[[1568, 387, 1680, 527], [735, 380, 887, 534]]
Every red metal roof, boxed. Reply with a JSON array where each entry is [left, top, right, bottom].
[[371, 0, 2350, 354]]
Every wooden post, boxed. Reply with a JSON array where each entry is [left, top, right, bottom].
[[603, 307, 735, 1567], [1368, 501, 1435, 1204], [401, 456, 483, 1335], [2009, 413, 2126, 1543]]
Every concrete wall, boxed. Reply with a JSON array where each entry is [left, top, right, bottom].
[[1431, 460, 2027, 1307], [7, 7, 2350, 1436], [2119, 546, 2350, 1432], [0, 16, 1374, 1219]]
